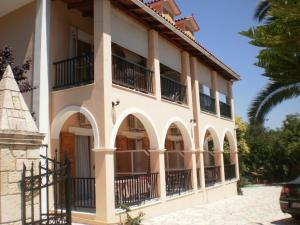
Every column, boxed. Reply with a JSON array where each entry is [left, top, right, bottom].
[[211, 71, 220, 117], [184, 151, 198, 192], [199, 150, 206, 190], [227, 80, 235, 120], [215, 150, 225, 183], [94, 0, 115, 223], [181, 51, 192, 106], [93, 149, 115, 223], [150, 150, 166, 201], [148, 30, 161, 99], [32, 0, 51, 142]]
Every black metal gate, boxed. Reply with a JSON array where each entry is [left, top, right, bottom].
[[21, 147, 72, 225]]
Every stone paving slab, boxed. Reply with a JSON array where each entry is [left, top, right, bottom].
[[142, 186, 297, 225]]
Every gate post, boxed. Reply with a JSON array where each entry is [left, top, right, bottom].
[[0, 66, 44, 225]]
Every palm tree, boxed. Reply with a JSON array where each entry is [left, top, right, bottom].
[[244, 0, 300, 123]]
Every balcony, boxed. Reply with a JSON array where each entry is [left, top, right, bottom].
[[224, 164, 236, 181], [219, 101, 232, 119], [199, 93, 216, 114], [161, 76, 187, 104], [53, 53, 94, 90], [112, 54, 154, 94], [204, 165, 221, 187]]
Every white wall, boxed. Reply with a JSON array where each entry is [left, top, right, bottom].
[[111, 7, 148, 58]]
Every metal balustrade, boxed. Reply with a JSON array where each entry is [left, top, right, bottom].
[[224, 164, 236, 181], [161, 75, 187, 104], [53, 53, 94, 90], [197, 167, 201, 189], [71, 178, 95, 209], [114, 173, 159, 207], [112, 54, 153, 93], [204, 165, 221, 187], [165, 169, 192, 196], [219, 101, 232, 119], [199, 93, 216, 114]]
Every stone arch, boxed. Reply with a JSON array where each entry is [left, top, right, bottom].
[[51, 105, 100, 149], [162, 117, 194, 150], [110, 107, 159, 149], [200, 125, 221, 151], [221, 129, 236, 152]]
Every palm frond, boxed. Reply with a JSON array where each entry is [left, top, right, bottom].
[[248, 82, 300, 123], [254, 0, 271, 22]]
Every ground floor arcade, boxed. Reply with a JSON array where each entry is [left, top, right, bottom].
[[49, 106, 239, 224]]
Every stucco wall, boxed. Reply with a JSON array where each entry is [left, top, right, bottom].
[[0, 2, 35, 110]]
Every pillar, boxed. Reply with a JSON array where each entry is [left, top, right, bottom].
[[227, 80, 235, 120], [181, 51, 192, 106], [148, 30, 161, 99], [184, 151, 198, 192], [211, 71, 220, 117], [32, 0, 51, 144], [94, 0, 115, 223], [150, 150, 166, 201], [215, 151, 225, 183], [93, 149, 115, 223]]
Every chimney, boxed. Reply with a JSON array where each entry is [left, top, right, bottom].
[[175, 15, 200, 39]]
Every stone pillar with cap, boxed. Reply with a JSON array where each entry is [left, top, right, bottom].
[[0, 66, 44, 225]]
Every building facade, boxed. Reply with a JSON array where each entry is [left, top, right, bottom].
[[0, 0, 240, 224]]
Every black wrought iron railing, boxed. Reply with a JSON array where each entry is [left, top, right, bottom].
[[161, 76, 186, 104], [71, 178, 95, 209], [165, 169, 192, 196], [112, 54, 154, 93], [53, 53, 94, 90], [114, 173, 159, 207], [219, 101, 232, 119], [199, 93, 216, 114], [204, 166, 221, 187], [224, 164, 236, 181]]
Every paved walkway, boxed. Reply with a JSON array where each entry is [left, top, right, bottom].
[[143, 186, 297, 225]]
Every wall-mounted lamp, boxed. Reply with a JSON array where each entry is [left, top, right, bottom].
[[190, 119, 197, 127], [112, 100, 120, 107]]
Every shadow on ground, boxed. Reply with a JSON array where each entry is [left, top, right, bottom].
[[271, 217, 298, 225]]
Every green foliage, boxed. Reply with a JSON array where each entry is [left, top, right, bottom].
[[241, 0, 300, 123], [119, 204, 145, 225], [244, 114, 300, 182]]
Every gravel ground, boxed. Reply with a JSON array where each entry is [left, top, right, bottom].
[[142, 186, 297, 225]]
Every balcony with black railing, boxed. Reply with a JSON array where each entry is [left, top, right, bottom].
[[165, 169, 192, 196], [161, 76, 187, 104], [53, 53, 94, 90], [220, 101, 232, 119], [115, 173, 159, 207], [112, 54, 154, 94], [199, 93, 216, 114], [204, 165, 221, 187], [224, 164, 236, 181]]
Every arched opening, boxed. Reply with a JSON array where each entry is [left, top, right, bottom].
[[57, 112, 96, 210], [114, 114, 159, 207], [164, 123, 192, 196], [203, 129, 222, 187], [223, 132, 237, 181]]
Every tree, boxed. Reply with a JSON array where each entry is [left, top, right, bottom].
[[0, 45, 33, 92], [241, 0, 300, 123]]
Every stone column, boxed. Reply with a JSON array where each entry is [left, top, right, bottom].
[[0, 66, 44, 225], [32, 0, 51, 140], [181, 51, 192, 106], [211, 71, 220, 117], [150, 150, 166, 201], [199, 150, 206, 190], [226, 80, 235, 120], [148, 30, 161, 99]]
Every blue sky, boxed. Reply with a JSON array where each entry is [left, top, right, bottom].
[[175, 0, 300, 129]]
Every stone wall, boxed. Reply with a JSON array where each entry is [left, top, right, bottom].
[[0, 66, 44, 224]]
